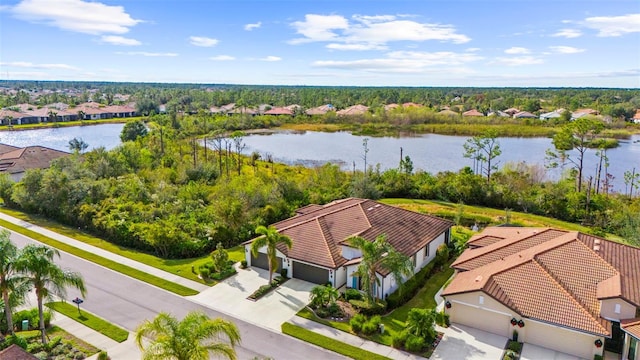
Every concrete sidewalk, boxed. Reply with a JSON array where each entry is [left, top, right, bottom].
[[0, 212, 208, 293]]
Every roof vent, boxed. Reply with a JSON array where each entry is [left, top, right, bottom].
[[374, 204, 381, 208], [594, 239, 601, 245], [474, 275, 483, 282], [593, 245, 600, 252], [367, 207, 374, 211]]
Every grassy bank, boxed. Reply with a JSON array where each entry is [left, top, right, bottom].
[[0, 216, 198, 296], [281, 322, 391, 360], [46, 302, 129, 342], [0, 207, 244, 284]]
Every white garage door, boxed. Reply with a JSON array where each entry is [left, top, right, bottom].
[[450, 303, 511, 337], [525, 320, 594, 359]]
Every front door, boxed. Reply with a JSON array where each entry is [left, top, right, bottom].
[[605, 321, 624, 354], [352, 276, 358, 289]]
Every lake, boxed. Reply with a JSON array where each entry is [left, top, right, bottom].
[[0, 123, 125, 152], [1, 124, 638, 193], [237, 130, 640, 193]]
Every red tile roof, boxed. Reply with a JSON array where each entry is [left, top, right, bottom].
[[0, 146, 69, 175], [254, 198, 452, 269], [337, 105, 369, 116], [264, 107, 293, 115], [0, 344, 37, 359], [622, 318, 640, 339], [444, 227, 640, 337], [462, 109, 484, 117]]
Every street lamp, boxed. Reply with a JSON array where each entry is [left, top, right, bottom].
[[72, 297, 84, 313]]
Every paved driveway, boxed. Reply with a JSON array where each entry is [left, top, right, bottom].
[[520, 343, 587, 360], [188, 264, 315, 330], [431, 323, 507, 360]]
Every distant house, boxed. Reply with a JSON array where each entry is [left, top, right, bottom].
[[0, 109, 36, 125], [503, 108, 520, 116], [384, 103, 400, 111], [0, 145, 69, 181], [443, 226, 640, 360], [539, 110, 564, 120], [305, 104, 335, 115], [487, 110, 510, 117], [337, 104, 369, 116], [103, 105, 137, 118], [245, 198, 452, 298], [632, 109, 640, 124], [264, 107, 293, 116], [572, 108, 600, 120], [402, 102, 423, 108], [462, 109, 484, 117], [513, 111, 537, 119], [438, 109, 459, 117]]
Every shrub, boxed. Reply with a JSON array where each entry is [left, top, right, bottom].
[[435, 243, 450, 267], [211, 242, 229, 273], [240, 260, 248, 269], [211, 267, 236, 280], [26, 342, 44, 353], [327, 302, 342, 317], [345, 288, 363, 301], [315, 308, 330, 319], [404, 334, 425, 353], [199, 267, 210, 279], [4, 334, 28, 350], [349, 314, 366, 333], [280, 268, 288, 278], [45, 336, 62, 351], [98, 351, 109, 360], [435, 310, 450, 327], [361, 321, 378, 335], [391, 330, 409, 348], [13, 308, 51, 330], [503, 350, 517, 360], [593, 355, 603, 360], [387, 260, 435, 309]]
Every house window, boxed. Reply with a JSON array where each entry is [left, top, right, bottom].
[[425, 244, 430, 258], [614, 303, 621, 314], [479, 295, 484, 305]]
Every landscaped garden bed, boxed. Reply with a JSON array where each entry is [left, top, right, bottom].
[[502, 339, 523, 360], [0, 326, 100, 359], [247, 275, 288, 301]]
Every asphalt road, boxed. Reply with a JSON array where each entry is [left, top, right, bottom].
[[10, 230, 345, 360]]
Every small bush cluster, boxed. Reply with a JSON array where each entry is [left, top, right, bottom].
[[12, 308, 52, 331], [0, 333, 89, 359], [344, 288, 363, 301], [248, 276, 288, 300], [392, 329, 431, 353], [349, 314, 381, 335], [198, 260, 235, 280], [435, 310, 450, 327]]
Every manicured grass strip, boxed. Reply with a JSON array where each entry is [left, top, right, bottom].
[[0, 218, 198, 296], [0, 207, 244, 284], [46, 302, 129, 343], [296, 308, 352, 333], [281, 323, 391, 360]]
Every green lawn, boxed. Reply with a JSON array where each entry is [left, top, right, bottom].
[[281, 322, 391, 360], [0, 216, 198, 296], [0, 207, 244, 284], [46, 302, 129, 342]]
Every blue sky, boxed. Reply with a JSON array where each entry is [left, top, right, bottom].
[[0, 0, 638, 87]]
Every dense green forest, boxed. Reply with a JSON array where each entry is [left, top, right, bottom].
[[0, 112, 637, 259]]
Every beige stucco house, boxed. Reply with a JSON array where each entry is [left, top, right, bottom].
[[442, 227, 640, 359], [244, 198, 452, 298]]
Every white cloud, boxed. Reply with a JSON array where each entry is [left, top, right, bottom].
[[289, 14, 349, 44], [504, 47, 530, 54], [101, 35, 141, 46], [0, 61, 79, 70], [326, 43, 387, 51], [551, 28, 582, 38], [116, 51, 178, 57], [244, 22, 261, 31], [312, 50, 482, 73], [289, 13, 470, 49], [260, 56, 282, 62], [492, 56, 544, 66], [549, 46, 585, 54], [466, 47, 481, 52], [189, 36, 218, 47], [210, 55, 235, 61], [583, 13, 640, 37], [11, 0, 140, 35]]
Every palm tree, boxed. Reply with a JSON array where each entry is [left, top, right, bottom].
[[250, 225, 292, 284], [68, 137, 89, 153], [406, 308, 438, 342], [15, 244, 86, 343], [309, 284, 340, 308], [348, 234, 413, 302], [135, 311, 241, 360], [0, 230, 28, 335]]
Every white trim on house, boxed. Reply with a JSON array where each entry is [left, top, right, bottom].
[[448, 299, 514, 317]]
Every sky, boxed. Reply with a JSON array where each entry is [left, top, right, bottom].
[[0, 0, 639, 87]]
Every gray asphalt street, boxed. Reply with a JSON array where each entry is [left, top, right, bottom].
[[10, 230, 345, 360]]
